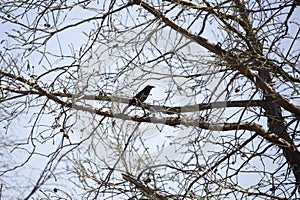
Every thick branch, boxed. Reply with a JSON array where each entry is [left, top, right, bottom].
[[2, 87, 266, 114], [132, 0, 300, 119]]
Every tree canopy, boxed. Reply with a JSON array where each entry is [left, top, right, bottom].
[[1, 0, 300, 199]]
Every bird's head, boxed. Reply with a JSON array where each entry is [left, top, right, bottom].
[[146, 85, 155, 89]]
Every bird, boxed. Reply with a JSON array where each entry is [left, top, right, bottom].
[[128, 85, 155, 106], [122, 85, 155, 113]]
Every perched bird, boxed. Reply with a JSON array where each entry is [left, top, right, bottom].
[[122, 85, 155, 113], [128, 85, 155, 106]]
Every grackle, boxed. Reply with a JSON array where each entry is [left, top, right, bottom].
[[122, 85, 155, 113]]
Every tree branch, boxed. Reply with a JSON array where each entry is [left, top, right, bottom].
[[122, 173, 168, 200], [1, 86, 266, 114], [131, 0, 300, 119]]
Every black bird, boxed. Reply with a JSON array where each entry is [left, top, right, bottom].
[[129, 85, 155, 106], [122, 85, 155, 113]]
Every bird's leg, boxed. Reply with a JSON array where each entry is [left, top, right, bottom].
[[141, 105, 148, 117], [137, 100, 147, 116], [142, 103, 154, 117]]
